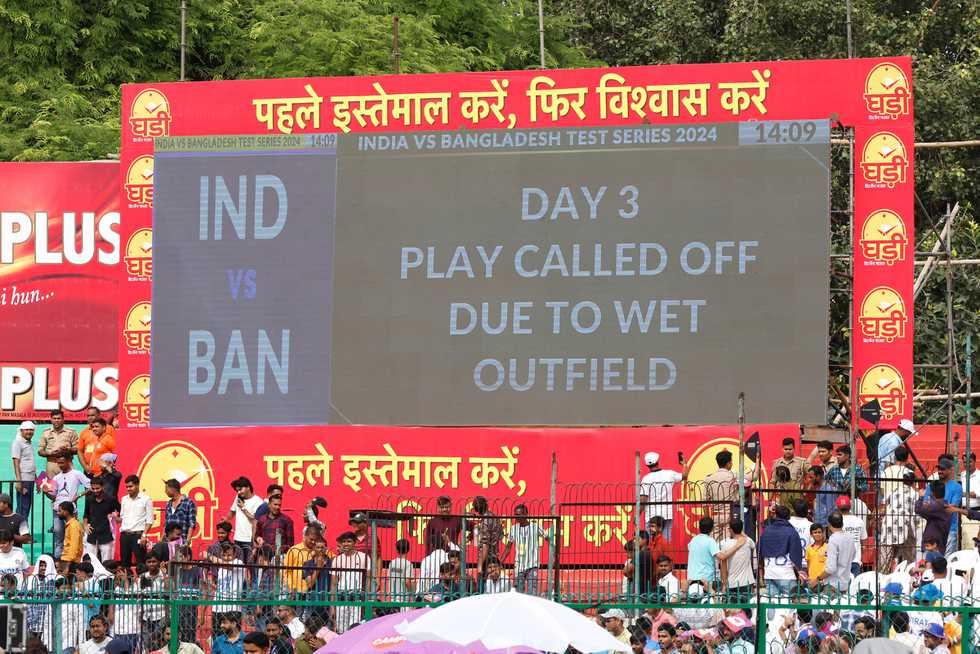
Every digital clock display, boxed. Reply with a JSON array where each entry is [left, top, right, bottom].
[[738, 120, 830, 145]]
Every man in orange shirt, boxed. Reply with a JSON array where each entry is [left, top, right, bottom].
[[78, 416, 116, 477]]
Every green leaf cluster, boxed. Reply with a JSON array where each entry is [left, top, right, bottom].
[[557, 0, 979, 422]]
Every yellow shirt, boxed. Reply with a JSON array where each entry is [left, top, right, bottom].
[[62, 517, 83, 562], [805, 542, 827, 581], [283, 543, 315, 592]]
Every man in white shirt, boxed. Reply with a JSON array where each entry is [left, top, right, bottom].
[[654, 554, 681, 599], [79, 615, 112, 654], [276, 605, 305, 640], [482, 558, 513, 593], [639, 451, 689, 542], [0, 529, 29, 586], [789, 499, 813, 553], [720, 517, 756, 600], [119, 474, 156, 573], [224, 476, 263, 563], [10, 420, 37, 520], [836, 496, 867, 575], [890, 612, 921, 651], [929, 556, 967, 605], [420, 542, 459, 592]]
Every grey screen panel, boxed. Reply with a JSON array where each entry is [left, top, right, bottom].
[[151, 123, 829, 426], [150, 150, 336, 426]]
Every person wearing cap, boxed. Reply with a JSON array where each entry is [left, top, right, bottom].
[[713, 615, 754, 654], [92, 453, 122, 501], [223, 476, 263, 563], [639, 451, 689, 542], [920, 622, 950, 654], [835, 495, 867, 576], [924, 457, 962, 556], [908, 584, 944, 638], [0, 493, 30, 545], [77, 415, 116, 477], [771, 437, 807, 487], [878, 418, 916, 477], [600, 608, 633, 647], [879, 471, 918, 572], [348, 511, 381, 591], [10, 419, 37, 520], [37, 408, 78, 478]]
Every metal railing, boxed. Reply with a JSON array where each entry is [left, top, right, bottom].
[[2, 580, 978, 654]]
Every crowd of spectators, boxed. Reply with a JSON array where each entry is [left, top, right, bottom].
[[2, 411, 978, 654]]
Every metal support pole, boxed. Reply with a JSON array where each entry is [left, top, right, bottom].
[[180, 0, 187, 81], [848, 128, 855, 423], [954, 435, 961, 548], [537, 0, 546, 68], [845, 0, 854, 58], [547, 452, 557, 600], [851, 376, 860, 502], [945, 206, 955, 447], [392, 16, 401, 74], [369, 516, 377, 616], [738, 393, 746, 524], [633, 451, 641, 609], [966, 335, 974, 528]]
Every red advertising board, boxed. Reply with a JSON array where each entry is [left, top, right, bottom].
[[116, 423, 790, 564], [118, 57, 915, 431], [0, 162, 119, 419]]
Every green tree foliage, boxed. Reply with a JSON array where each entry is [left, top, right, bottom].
[[558, 0, 980, 422], [0, 0, 594, 161], [0, 0, 975, 421]]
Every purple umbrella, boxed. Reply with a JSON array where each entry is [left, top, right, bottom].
[[313, 608, 543, 654]]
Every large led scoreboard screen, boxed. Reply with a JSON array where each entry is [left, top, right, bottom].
[[150, 121, 830, 426]]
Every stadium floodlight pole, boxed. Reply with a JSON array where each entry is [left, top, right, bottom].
[[180, 0, 187, 82], [537, 0, 546, 68], [737, 392, 745, 523]]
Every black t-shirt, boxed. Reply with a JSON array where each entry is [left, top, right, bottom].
[[0, 512, 24, 537], [92, 470, 123, 501], [84, 494, 121, 544]]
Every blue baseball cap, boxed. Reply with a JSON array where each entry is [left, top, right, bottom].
[[797, 627, 826, 642], [913, 583, 943, 603], [924, 623, 946, 639], [883, 582, 903, 594]]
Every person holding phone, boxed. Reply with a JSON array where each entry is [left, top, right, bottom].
[[224, 476, 264, 564], [639, 451, 690, 542]]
